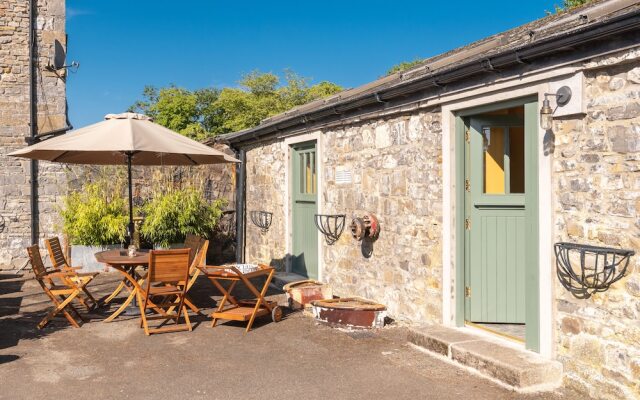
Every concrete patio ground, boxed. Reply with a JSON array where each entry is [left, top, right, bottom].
[[0, 272, 586, 400]]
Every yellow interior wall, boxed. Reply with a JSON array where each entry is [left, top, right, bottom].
[[484, 127, 505, 194]]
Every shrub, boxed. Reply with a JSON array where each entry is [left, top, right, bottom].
[[60, 182, 128, 246], [140, 188, 225, 247]]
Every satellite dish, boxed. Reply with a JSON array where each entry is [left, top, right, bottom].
[[53, 39, 66, 70]]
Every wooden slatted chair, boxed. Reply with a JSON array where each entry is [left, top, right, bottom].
[[26, 245, 90, 329], [45, 237, 99, 310], [169, 239, 208, 314], [183, 233, 202, 265], [138, 249, 192, 335]]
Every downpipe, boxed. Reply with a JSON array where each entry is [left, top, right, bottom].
[[29, 0, 38, 245]]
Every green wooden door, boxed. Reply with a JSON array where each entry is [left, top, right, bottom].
[[291, 142, 318, 279], [464, 115, 529, 324]]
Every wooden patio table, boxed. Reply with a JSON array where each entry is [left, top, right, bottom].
[[95, 249, 151, 322]]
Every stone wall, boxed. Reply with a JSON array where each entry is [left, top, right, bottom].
[[0, 0, 67, 268], [242, 110, 443, 322], [244, 139, 288, 270], [553, 48, 640, 399], [322, 111, 443, 322]]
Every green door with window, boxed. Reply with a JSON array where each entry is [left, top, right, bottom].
[[464, 111, 531, 324], [291, 142, 318, 279]]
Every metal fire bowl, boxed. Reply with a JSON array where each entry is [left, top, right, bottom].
[[310, 297, 387, 329]]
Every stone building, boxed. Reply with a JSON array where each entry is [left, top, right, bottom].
[[0, 0, 68, 268], [220, 1, 640, 398]]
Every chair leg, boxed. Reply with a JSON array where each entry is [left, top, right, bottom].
[[182, 305, 192, 332], [183, 296, 200, 313], [40, 291, 81, 329], [139, 293, 150, 336], [82, 287, 98, 307]]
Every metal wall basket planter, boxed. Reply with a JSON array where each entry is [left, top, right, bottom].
[[554, 242, 635, 299], [314, 214, 346, 245], [250, 210, 272, 233]]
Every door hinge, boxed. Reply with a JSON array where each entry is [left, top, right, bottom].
[[465, 286, 471, 298], [464, 178, 470, 192], [464, 217, 471, 230], [465, 129, 470, 143]]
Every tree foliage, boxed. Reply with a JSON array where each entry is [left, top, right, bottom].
[[129, 70, 342, 139], [386, 59, 424, 76]]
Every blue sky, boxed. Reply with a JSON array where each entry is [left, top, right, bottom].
[[66, 0, 558, 128]]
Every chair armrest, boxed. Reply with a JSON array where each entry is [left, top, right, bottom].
[[45, 271, 78, 279]]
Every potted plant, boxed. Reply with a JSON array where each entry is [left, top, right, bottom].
[[140, 187, 225, 249], [59, 181, 128, 271]]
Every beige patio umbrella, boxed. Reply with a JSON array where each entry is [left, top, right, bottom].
[[9, 112, 239, 238]]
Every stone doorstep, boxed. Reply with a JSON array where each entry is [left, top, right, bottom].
[[408, 325, 563, 392]]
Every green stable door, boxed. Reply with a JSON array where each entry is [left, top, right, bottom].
[[291, 142, 318, 279], [464, 113, 529, 324]]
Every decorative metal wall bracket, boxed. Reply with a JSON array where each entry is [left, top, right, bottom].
[[314, 214, 346, 245], [555, 242, 635, 299], [250, 211, 272, 233]]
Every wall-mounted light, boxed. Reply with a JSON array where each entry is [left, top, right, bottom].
[[540, 86, 572, 130]]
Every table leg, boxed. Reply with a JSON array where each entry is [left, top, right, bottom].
[[210, 279, 238, 328], [103, 280, 126, 305]]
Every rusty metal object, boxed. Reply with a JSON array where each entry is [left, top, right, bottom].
[[283, 280, 333, 310], [350, 217, 366, 240], [350, 213, 381, 241], [311, 297, 387, 329]]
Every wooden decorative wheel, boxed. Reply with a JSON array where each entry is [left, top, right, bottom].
[[271, 306, 283, 322]]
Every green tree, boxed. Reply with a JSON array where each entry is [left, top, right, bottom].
[[562, 0, 590, 9], [129, 70, 342, 138], [386, 59, 424, 76]]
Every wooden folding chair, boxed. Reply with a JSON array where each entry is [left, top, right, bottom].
[[45, 237, 99, 310], [26, 245, 90, 329], [181, 239, 208, 313], [184, 233, 202, 265], [138, 249, 192, 335]]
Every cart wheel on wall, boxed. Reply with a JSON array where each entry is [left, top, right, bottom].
[[272, 306, 283, 322]]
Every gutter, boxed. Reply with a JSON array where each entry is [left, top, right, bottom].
[[222, 8, 640, 145]]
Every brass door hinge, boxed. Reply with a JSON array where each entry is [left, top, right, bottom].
[[464, 217, 471, 230], [465, 286, 471, 298], [465, 178, 470, 192], [465, 129, 470, 143]]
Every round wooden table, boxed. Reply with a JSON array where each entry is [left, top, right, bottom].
[[95, 249, 150, 322]]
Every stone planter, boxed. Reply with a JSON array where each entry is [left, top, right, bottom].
[[70, 244, 122, 272]]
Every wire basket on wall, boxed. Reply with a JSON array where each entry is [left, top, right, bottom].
[[555, 242, 635, 299], [250, 210, 272, 233], [314, 214, 346, 245]]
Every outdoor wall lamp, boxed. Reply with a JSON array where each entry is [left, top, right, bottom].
[[540, 86, 572, 130]]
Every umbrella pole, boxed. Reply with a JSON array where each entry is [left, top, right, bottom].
[[127, 152, 134, 242]]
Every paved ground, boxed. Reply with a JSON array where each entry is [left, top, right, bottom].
[[0, 272, 583, 400]]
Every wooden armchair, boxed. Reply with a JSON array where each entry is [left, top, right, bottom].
[[45, 237, 99, 309], [138, 249, 192, 335], [26, 245, 93, 329]]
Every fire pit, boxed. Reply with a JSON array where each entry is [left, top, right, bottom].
[[310, 297, 387, 329]]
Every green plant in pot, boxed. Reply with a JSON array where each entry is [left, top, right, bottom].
[[140, 188, 225, 248], [60, 182, 128, 246]]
